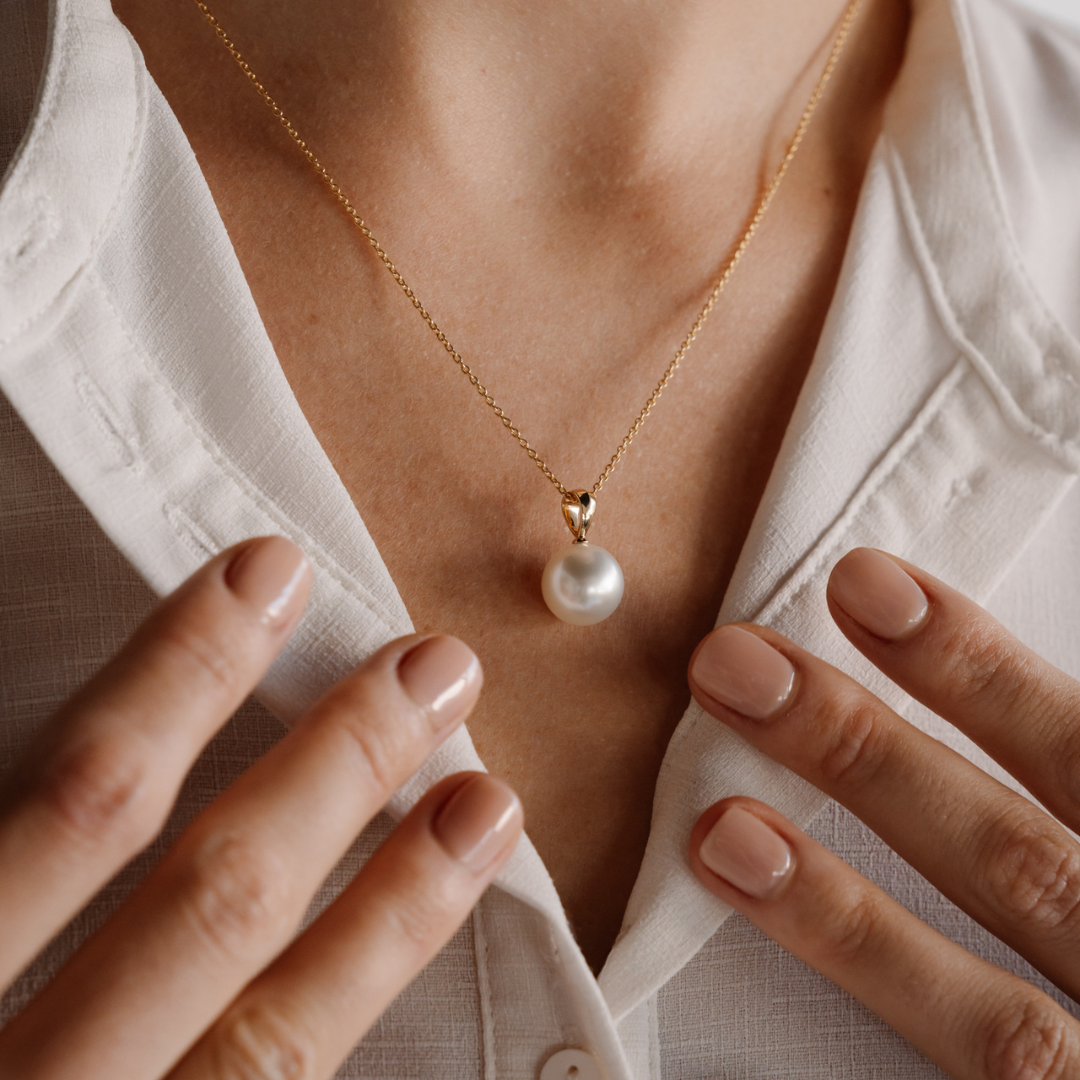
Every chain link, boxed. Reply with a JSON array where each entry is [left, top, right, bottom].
[[193, 0, 863, 499]]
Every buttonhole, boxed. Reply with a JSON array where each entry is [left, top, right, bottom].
[[163, 502, 221, 561], [74, 371, 141, 471]]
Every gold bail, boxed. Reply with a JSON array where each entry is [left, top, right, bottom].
[[561, 490, 596, 542]]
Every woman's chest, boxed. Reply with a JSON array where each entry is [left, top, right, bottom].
[[155, 88, 860, 971], [235, 203, 844, 967]]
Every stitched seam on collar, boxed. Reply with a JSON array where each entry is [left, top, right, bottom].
[[751, 357, 968, 628], [947, 0, 1080, 374], [887, 139, 1080, 471], [0, 6, 146, 352], [85, 267, 406, 635], [0, 259, 81, 351]]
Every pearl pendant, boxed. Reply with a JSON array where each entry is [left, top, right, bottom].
[[541, 489, 624, 625], [542, 541, 624, 625]]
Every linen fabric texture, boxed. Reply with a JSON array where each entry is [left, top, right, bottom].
[[2, 0, 1080, 1075]]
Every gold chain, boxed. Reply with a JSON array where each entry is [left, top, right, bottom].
[[192, 0, 863, 499]]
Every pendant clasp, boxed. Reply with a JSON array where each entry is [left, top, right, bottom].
[[561, 490, 596, 543]]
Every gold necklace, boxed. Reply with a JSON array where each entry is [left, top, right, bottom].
[[192, 0, 863, 625]]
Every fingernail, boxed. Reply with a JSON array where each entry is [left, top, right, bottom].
[[434, 775, 523, 874], [398, 636, 481, 729], [829, 548, 930, 640], [700, 806, 793, 899], [691, 625, 796, 720], [226, 537, 311, 628]]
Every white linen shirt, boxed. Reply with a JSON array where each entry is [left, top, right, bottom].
[[3, 0, 1080, 1075]]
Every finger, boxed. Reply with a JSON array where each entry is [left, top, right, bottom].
[[687, 621, 1080, 999], [169, 772, 522, 1080], [691, 798, 1080, 1080], [0, 633, 483, 1080], [0, 536, 311, 990], [826, 547, 1080, 831]]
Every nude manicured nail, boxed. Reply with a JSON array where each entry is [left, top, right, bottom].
[[398, 636, 481, 728], [225, 536, 311, 628], [829, 548, 930, 640], [691, 625, 796, 720], [434, 775, 523, 874], [700, 807, 794, 899]]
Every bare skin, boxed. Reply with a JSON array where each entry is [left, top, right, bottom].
[[112, 0, 909, 972]]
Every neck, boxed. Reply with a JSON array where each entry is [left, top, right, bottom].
[[137, 0, 907, 239], [248, 0, 854, 179]]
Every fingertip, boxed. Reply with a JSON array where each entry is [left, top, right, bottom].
[[223, 536, 312, 630], [432, 773, 523, 876], [690, 798, 799, 902], [396, 636, 483, 731], [688, 625, 797, 721], [827, 548, 930, 642], [697, 804, 794, 900]]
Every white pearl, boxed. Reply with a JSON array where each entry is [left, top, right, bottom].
[[541, 541, 624, 625]]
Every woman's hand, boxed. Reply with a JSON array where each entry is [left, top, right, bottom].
[[0, 537, 522, 1079], [687, 548, 1080, 1079]]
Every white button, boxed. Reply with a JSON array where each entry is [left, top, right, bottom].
[[539, 1048, 603, 1080]]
